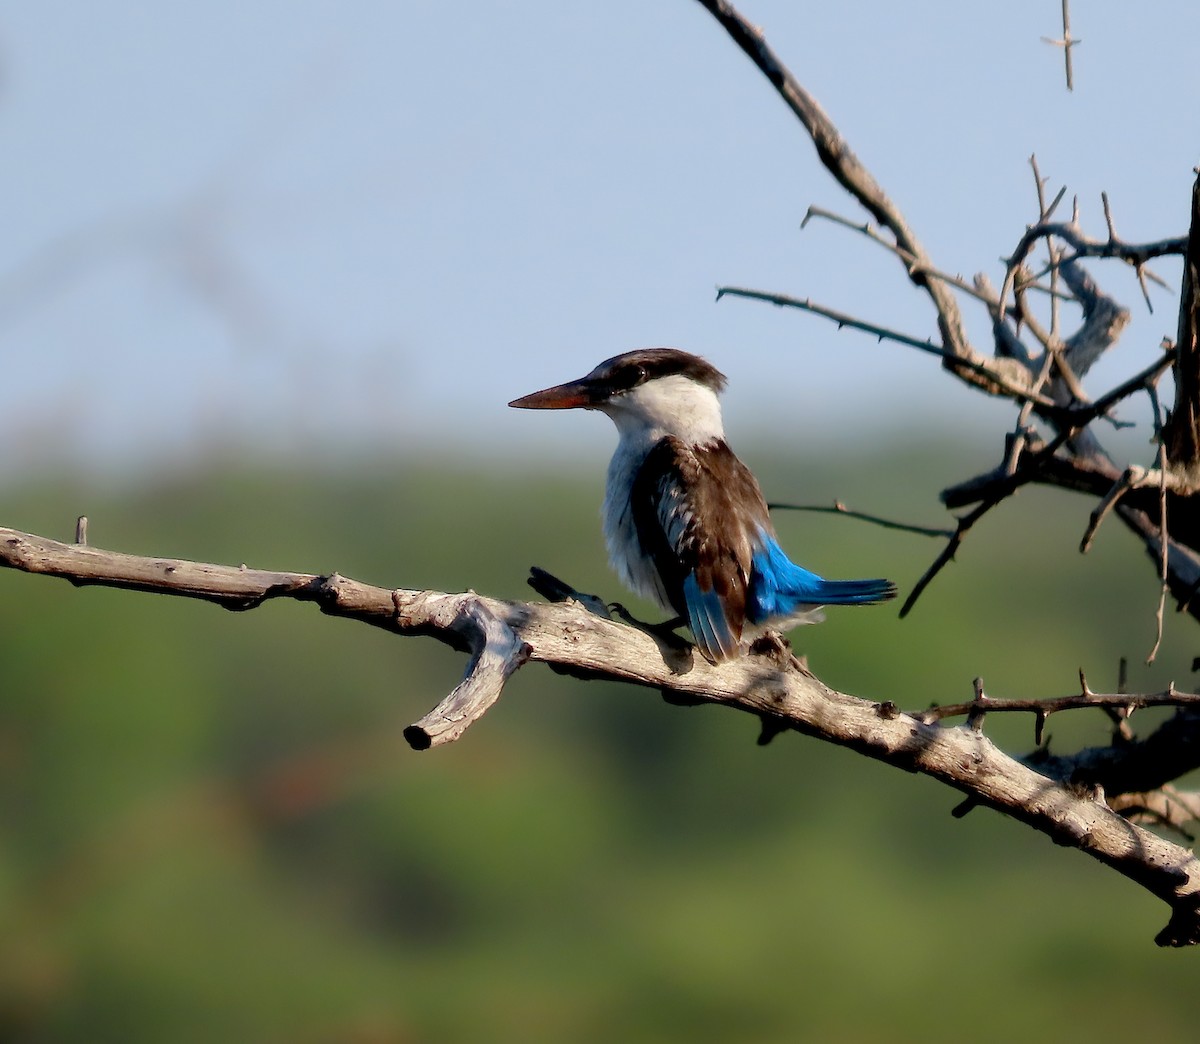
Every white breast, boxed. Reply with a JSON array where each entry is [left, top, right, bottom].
[[601, 439, 674, 611]]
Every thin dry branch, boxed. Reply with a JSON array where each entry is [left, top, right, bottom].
[[698, 0, 1181, 457], [1007, 218, 1185, 295], [941, 352, 1180, 512], [5, 522, 1200, 945], [1110, 786, 1200, 840], [714, 286, 1049, 407], [1162, 171, 1200, 480], [765, 499, 953, 539], [901, 429, 1076, 617], [922, 683, 1200, 726], [1041, 0, 1080, 91], [802, 205, 1069, 309], [694, 0, 1022, 399], [1026, 708, 1200, 805]]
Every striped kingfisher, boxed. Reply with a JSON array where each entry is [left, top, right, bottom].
[[510, 348, 895, 662]]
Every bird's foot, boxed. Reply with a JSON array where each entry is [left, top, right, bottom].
[[748, 630, 809, 672], [526, 566, 612, 619]]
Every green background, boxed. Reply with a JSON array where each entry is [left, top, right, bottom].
[[1, 441, 1196, 1042]]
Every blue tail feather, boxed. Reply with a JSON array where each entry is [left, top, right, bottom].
[[747, 538, 895, 625]]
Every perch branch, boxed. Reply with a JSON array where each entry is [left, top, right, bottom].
[[5, 522, 1200, 945]]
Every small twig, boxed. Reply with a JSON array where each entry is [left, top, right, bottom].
[[714, 286, 1055, 408], [902, 430, 1074, 616], [1057, 349, 1177, 430], [1102, 190, 1162, 313], [966, 676, 989, 732], [1013, 223, 1185, 289], [920, 682, 1198, 724], [898, 496, 994, 618], [802, 206, 1070, 309], [1106, 657, 1136, 740], [1147, 383, 1171, 665], [1081, 467, 1142, 553], [1041, 0, 1080, 91], [1030, 157, 1066, 348], [766, 500, 953, 539], [1005, 347, 1055, 477], [998, 213, 1174, 398], [716, 286, 945, 355]]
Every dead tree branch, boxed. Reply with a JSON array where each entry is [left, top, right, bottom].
[[693, 0, 1025, 401], [696, 0, 1200, 634], [1041, 0, 1080, 91], [3, 521, 1200, 945], [1162, 173, 1200, 483]]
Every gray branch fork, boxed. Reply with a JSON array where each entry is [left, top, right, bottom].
[[3, 523, 1199, 947]]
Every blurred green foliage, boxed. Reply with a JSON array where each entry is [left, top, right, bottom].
[[1, 443, 1197, 1043]]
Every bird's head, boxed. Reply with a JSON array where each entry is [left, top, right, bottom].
[[509, 348, 728, 444]]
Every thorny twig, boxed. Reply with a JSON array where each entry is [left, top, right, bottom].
[[921, 675, 1198, 728], [766, 499, 953, 539], [1041, 0, 1080, 92], [699, 0, 1198, 659], [714, 286, 1057, 409]]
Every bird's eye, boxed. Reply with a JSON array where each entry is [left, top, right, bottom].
[[609, 362, 648, 394]]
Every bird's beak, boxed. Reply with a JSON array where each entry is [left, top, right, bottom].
[[508, 377, 598, 410]]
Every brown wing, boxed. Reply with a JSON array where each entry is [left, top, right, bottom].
[[630, 437, 771, 661]]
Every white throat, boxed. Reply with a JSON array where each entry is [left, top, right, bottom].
[[597, 374, 725, 450]]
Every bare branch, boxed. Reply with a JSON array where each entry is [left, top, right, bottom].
[[714, 286, 1050, 407], [1110, 786, 1200, 840], [4, 521, 1200, 944], [942, 351, 1180, 512], [1080, 466, 1143, 554], [921, 683, 1200, 726], [693, 0, 1023, 398], [1057, 257, 1131, 379], [903, 430, 1075, 615], [898, 497, 995, 619], [1162, 171, 1200, 481], [1041, 0, 1080, 91], [401, 597, 532, 750], [765, 499, 954, 539], [802, 205, 1070, 310], [1010, 219, 1186, 282]]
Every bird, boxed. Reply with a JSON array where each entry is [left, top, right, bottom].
[[509, 348, 896, 663]]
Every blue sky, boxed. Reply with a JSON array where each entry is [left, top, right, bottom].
[[2, 1, 1196, 477]]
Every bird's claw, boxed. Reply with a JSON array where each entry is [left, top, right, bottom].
[[609, 604, 693, 650]]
